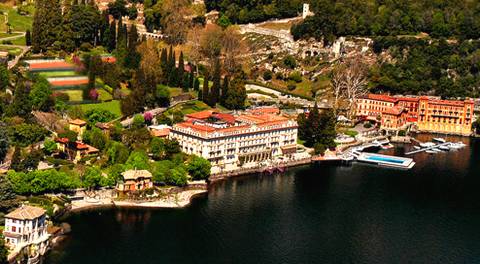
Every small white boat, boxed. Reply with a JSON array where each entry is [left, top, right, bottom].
[[432, 148, 442, 152], [381, 143, 394, 150], [439, 145, 450, 151], [433, 138, 446, 143], [426, 150, 436, 154], [413, 146, 421, 150], [420, 142, 436, 148]]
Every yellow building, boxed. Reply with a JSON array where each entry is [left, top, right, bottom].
[[417, 97, 474, 136], [69, 119, 87, 140]]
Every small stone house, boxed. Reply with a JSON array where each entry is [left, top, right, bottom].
[[69, 119, 87, 140], [116, 170, 154, 192]]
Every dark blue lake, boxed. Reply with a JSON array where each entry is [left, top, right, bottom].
[[45, 135, 480, 264]]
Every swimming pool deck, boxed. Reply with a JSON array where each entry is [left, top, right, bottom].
[[357, 152, 415, 169]]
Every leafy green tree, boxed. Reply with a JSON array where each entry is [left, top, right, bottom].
[[0, 237, 8, 263], [0, 126, 9, 162], [107, 0, 127, 19], [223, 77, 246, 110], [218, 14, 231, 28], [156, 85, 170, 107], [187, 156, 211, 180], [125, 150, 150, 170], [6, 79, 31, 118], [29, 77, 54, 111], [106, 141, 129, 165], [43, 138, 57, 155], [132, 114, 145, 129], [32, 0, 63, 52], [166, 166, 188, 186], [150, 137, 166, 160], [8, 124, 48, 147], [0, 173, 18, 212], [150, 160, 174, 183], [83, 167, 103, 190], [85, 109, 116, 126], [0, 65, 8, 91], [84, 128, 108, 150]]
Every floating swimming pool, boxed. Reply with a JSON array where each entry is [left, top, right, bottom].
[[357, 152, 415, 169], [364, 155, 404, 164]]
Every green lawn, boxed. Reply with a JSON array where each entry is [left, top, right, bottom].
[[0, 45, 22, 55], [80, 100, 122, 117], [165, 100, 210, 115], [39, 71, 78, 77], [98, 88, 113, 101], [63, 90, 83, 101], [10, 35, 25, 45], [0, 3, 34, 32], [0, 32, 22, 38]]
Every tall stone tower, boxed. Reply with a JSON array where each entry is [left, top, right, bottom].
[[302, 3, 311, 19]]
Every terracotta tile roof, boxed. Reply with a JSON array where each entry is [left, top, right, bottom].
[[186, 110, 215, 119], [6, 205, 46, 220], [362, 94, 397, 103], [55, 137, 69, 144], [122, 170, 153, 180], [151, 128, 170, 137], [69, 119, 87, 126], [248, 107, 280, 115], [395, 97, 419, 102], [421, 97, 474, 107], [383, 107, 405, 116], [212, 113, 236, 124]]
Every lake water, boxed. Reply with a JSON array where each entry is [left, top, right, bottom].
[[44, 135, 480, 264]]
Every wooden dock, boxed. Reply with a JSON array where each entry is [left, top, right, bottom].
[[404, 142, 450, 155]]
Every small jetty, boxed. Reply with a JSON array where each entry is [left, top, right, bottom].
[[405, 139, 466, 155]]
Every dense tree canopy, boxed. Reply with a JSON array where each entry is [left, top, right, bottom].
[[370, 37, 480, 98], [292, 0, 480, 43], [206, 0, 302, 24]]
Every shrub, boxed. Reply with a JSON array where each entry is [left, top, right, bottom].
[[263, 70, 273, 81], [289, 71, 302, 83], [287, 83, 296, 91]]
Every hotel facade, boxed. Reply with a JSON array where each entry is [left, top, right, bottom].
[[169, 109, 298, 173], [417, 97, 474, 135], [356, 94, 474, 135]]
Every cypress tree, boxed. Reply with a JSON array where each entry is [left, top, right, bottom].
[[210, 58, 221, 107], [168, 50, 178, 87], [25, 29, 31, 46], [61, 0, 75, 52], [160, 48, 167, 72], [221, 75, 229, 105], [125, 24, 140, 68], [178, 52, 185, 90], [189, 68, 195, 89], [194, 77, 200, 91], [107, 21, 116, 52], [202, 72, 209, 104]]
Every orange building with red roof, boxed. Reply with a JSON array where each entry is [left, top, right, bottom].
[[381, 107, 408, 130], [417, 97, 474, 135], [170, 108, 298, 173]]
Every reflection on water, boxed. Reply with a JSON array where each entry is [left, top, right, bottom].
[[45, 137, 480, 264]]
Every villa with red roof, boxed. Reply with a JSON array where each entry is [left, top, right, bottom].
[[356, 94, 474, 135], [169, 108, 298, 173]]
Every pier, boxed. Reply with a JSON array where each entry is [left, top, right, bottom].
[[404, 142, 453, 155]]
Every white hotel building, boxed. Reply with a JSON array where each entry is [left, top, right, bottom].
[[169, 108, 298, 173], [3, 205, 50, 258]]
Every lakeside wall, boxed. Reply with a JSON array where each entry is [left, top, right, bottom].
[[209, 158, 312, 182]]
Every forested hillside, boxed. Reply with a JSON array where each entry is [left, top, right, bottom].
[[292, 0, 480, 43], [205, 0, 302, 24], [370, 37, 480, 98]]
